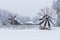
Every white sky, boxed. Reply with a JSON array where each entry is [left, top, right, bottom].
[[0, 0, 53, 18]]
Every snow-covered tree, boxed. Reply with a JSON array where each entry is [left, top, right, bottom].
[[0, 9, 19, 25], [16, 16, 31, 24], [0, 9, 12, 25], [32, 16, 39, 24], [53, 0, 60, 26]]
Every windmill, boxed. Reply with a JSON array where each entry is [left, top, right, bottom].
[[8, 15, 20, 25], [38, 7, 57, 30]]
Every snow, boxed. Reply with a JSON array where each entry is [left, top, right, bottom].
[[26, 21, 34, 24], [0, 26, 60, 40]]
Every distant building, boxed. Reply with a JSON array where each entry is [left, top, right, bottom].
[[8, 16, 20, 25]]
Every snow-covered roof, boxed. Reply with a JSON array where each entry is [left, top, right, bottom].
[[15, 18, 20, 22], [26, 21, 34, 24]]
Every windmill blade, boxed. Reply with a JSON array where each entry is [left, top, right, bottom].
[[44, 20, 47, 27], [49, 19, 55, 25], [48, 20, 51, 28], [48, 7, 54, 16], [40, 9, 45, 15], [14, 16, 16, 18], [49, 10, 54, 16], [46, 7, 49, 14], [38, 12, 43, 16], [48, 16, 56, 20], [39, 18, 43, 20], [50, 17, 56, 20], [39, 20, 44, 25], [39, 16, 45, 21]]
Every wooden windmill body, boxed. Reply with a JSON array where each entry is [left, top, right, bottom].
[[8, 16, 20, 25]]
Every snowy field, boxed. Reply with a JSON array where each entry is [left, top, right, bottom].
[[0, 25, 60, 40], [0, 25, 39, 30]]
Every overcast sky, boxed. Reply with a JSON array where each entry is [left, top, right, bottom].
[[0, 0, 53, 18]]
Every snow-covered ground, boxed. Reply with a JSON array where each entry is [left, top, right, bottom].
[[0, 25, 60, 40]]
